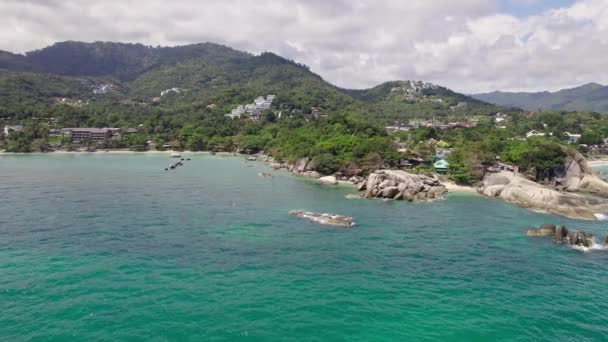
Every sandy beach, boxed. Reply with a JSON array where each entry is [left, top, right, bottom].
[[443, 181, 479, 194], [587, 158, 608, 167]]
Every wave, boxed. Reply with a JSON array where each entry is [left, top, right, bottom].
[[594, 213, 608, 221], [570, 237, 607, 252]]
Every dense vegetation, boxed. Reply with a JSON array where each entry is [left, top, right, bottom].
[[3, 41, 607, 186]]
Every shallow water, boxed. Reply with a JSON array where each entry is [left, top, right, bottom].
[[1, 154, 607, 340]]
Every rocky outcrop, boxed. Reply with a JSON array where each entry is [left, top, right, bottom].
[[567, 230, 595, 248], [526, 224, 599, 249], [561, 150, 608, 197], [290, 158, 310, 174], [319, 176, 338, 185], [479, 171, 608, 220], [554, 225, 569, 243], [359, 170, 448, 201], [289, 210, 354, 227]]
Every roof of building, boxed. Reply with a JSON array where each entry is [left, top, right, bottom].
[[434, 160, 450, 168]]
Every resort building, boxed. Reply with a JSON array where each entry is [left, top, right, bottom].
[[61, 128, 121, 143], [226, 95, 277, 120]]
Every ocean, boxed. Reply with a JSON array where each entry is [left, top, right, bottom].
[[1, 154, 607, 340]]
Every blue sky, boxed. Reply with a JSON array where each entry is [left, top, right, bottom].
[[498, 0, 576, 16]]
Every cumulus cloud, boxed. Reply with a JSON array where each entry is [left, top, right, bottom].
[[0, 0, 606, 93]]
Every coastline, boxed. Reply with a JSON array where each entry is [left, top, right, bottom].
[[1, 150, 480, 195], [0, 149, 237, 156]]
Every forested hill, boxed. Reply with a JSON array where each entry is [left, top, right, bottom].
[[0, 41, 502, 123], [473, 83, 608, 113]]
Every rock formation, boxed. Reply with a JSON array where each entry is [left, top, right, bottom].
[[289, 210, 354, 227], [479, 171, 608, 220], [567, 230, 595, 248], [560, 150, 608, 197], [358, 170, 448, 201], [526, 223, 599, 249], [286, 158, 322, 179], [319, 176, 338, 185]]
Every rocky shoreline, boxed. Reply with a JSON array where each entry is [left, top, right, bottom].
[[264, 152, 608, 221], [478, 151, 608, 221]]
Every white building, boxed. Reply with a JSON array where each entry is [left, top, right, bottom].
[[225, 95, 277, 120], [564, 132, 582, 144], [526, 130, 546, 138], [3, 125, 24, 135]]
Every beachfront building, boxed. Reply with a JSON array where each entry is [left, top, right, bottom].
[[3, 125, 24, 135], [434, 160, 450, 175], [61, 128, 121, 144]]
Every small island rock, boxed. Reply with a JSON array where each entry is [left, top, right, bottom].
[[289, 210, 354, 227]]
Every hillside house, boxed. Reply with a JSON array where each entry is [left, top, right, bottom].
[[564, 132, 581, 144], [526, 130, 546, 138]]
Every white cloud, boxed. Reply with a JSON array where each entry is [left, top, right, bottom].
[[0, 0, 606, 93]]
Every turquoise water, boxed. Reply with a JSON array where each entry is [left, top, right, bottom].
[[1, 154, 608, 341]]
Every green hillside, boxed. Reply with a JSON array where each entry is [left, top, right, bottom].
[[0, 41, 504, 125]]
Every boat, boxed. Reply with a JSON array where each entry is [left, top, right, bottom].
[[247, 156, 257, 161], [170, 153, 182, 158]]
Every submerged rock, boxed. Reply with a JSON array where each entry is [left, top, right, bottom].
[[561, 150, 608, 197], [289, 210, 354, 227]]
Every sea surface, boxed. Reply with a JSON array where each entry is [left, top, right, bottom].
[[1, 154, 608, 341]]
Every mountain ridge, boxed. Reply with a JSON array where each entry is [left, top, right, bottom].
[[473, 83, 608, 113], [0, 40, 503, 122]]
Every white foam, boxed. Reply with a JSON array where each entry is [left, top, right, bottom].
[[570, 238, 607, 252], [594, 213, 608, 221]]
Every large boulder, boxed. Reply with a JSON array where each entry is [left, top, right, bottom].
[[479, 171, 608, 221], [381, 186, 400, 198], [561, 150, 608, 197], [292, 158, 310, 174], [554, 225, 569, 243], [319, 176, 338, 185], [567, 231, 594, 248], [362, 170, 448, 201]]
